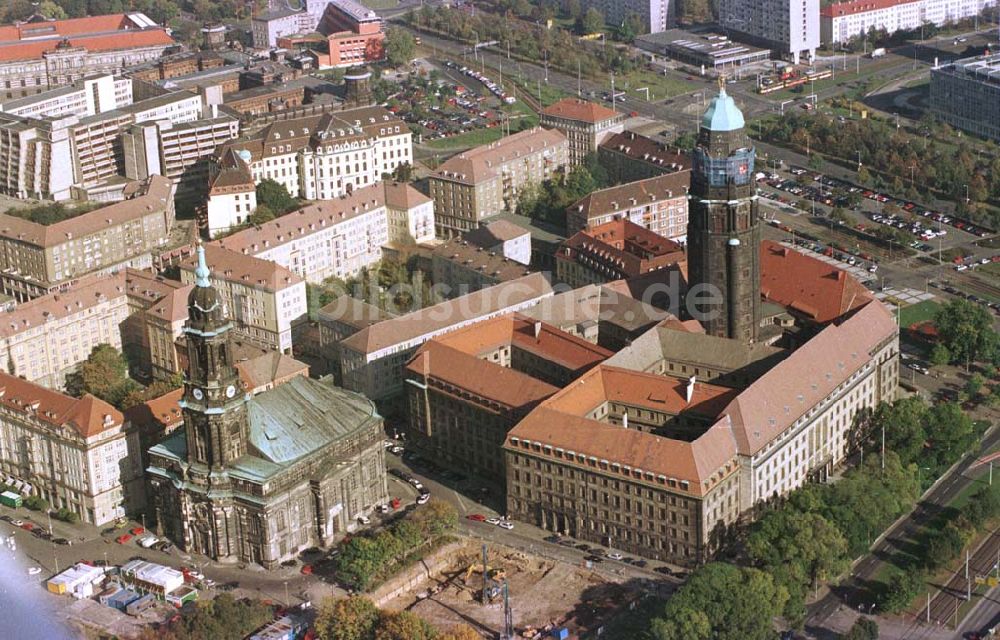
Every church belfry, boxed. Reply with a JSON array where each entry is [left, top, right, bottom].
[[181, 243, 249, 469], [686, 80, 761, 343]]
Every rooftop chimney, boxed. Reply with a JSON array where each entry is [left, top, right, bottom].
[[686, 375, 697, 404], [533, 322, 542, 339], [622, 410, 628, 430]]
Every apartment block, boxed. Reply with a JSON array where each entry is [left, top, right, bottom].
[[520, 283, 671, 351], [428, 127, 569, 237], [930, 54, 1000, 143], [462, 220, 532, 266], [121, 268, 192, 383], [0, 174, 175, 300], [0, 372, 136, 526], [0, 112, 76, 200], [204, 149, 258, 238], [385, 181, 435, 244], [179, 244, 307, 354], [0, 274, 129, 389], [718, 0, 820, 63], [122, 110, 240, 201], [567, 171, 691, 242], [540, 98, 624, 166], [252, 0, 330, 48], [556, 219, 686, 288], [0, 74, 131, 120], [821, 0, 996, 45], [0, 13, 175, 100], [313, 0, 386, 68], [431, 238, 535, 294], [219, 106, 411, 200], [338, 272, 556, 407], [598, 131, 689, 184], [576, 0, 674, 34], [215, 181, 432, 283], [505, 365, 742, 566], [405, 315, 611, 484]]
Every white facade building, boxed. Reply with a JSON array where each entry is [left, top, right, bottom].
[[821, 0, 997, 46], [718, 0, 820, 63], [222, 106, 412, 201], [215, 180, 433, 284], [0, 74, 131, 120], [0, 274, 128, 389], [0, 372, 134, 526], [179, 245, 307, 354]]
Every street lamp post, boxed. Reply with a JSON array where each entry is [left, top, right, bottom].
[[284, 580, 290, 606]]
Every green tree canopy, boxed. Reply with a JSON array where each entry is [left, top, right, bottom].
[[315, 596, 379, 640], [934, 298, 999, 369], [843, 617, 879, 640], [65, 344, 139, 408], [578, 7, 604, 34], [384, 29, 416, 68], [873, 397, 928, 466], [255, 179, 298, 216], [651, 563, 788, 640]]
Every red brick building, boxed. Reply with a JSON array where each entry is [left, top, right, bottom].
[[310, 0, 385, 68]]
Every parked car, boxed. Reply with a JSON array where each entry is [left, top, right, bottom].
[[497, 520, 514, 530], [606, 551, 624, 560], [485, 517, 501, 525], [27, 567, 42, 576], [358, 515, 371, 525], [416, 493, 430, 505], [466, 514, 486, 522], [116, 534, 132, 544], [52, 538, 70, 546]]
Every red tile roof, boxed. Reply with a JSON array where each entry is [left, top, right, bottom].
[[0, 273, 127, 339], [508, 407, 738, 497], [559, 219, 686, 279], [542, 98, 621, 124], [0, 371, 122, 438], [406, 341, 558, 410], [760, 240, 873, 324], [723, 300, 897, 456], [433, 314, 612, 373], [821, 0, 917, 18], [143, 388, 184, 428], [0, 27, 174, 63], [180, 244, 302, 293]]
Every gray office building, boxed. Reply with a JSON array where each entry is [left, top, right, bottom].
[[930, 55, 1000, 143], [580, 0, 673, 35]]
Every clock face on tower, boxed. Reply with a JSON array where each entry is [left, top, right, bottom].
[[192, 388, 204, 401], [226, 385, 237, 398]]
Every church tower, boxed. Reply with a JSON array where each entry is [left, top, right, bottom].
[[181, 244, 249, 470], [686, 81, 761, 343]]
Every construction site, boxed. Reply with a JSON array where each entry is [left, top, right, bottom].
[[383, 540, 666, 639]]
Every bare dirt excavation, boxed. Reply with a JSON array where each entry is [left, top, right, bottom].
[[382, 539, 656, 638]]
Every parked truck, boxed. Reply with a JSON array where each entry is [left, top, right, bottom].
[[870, 48, 886, 58], [0, 491, 22, 508]]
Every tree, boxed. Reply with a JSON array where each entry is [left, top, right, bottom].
[[438, 625, 482, 640], [876, 566, 923, 613], [23, 495, 48, 511], [412, 498, 458, 537], [249, 205, 276, 226], [578, 7, 604, 35], [929, 343, 951, 366], [391, 162, 414, 182], [924, 402, 973, 467], [934, 298, 998, 370], [384, 28, 416, 68], [37, 0, 67, 19], [119, 378, 183, 410], [965, 373, 986, 398], [843, 617, 879, 640], [65, 344, 139, 408], [872, 397, 928, 466], [315, 596, 379, 640], [374, 611, 437, 640], [651, 563, 788, 640], [255, 179, 298, 215], [168, 594, 274, 640], [746, 510, 848, 622]]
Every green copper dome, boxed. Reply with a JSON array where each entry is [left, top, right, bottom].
[[701, 86, 745, 132]]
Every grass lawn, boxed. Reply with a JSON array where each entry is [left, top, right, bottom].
[[616, 69, 695, 101], [425, 127, 506, 150], [899, 299, 941, 329], [360, 0, 398, 8]]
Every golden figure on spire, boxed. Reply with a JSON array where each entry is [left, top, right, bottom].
[[718, 73, 726, 92]]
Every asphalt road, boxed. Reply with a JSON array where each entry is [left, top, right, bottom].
[[806, 424, 1000, 638]]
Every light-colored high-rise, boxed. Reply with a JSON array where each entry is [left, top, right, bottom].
[[718, 0, 820, 64]]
